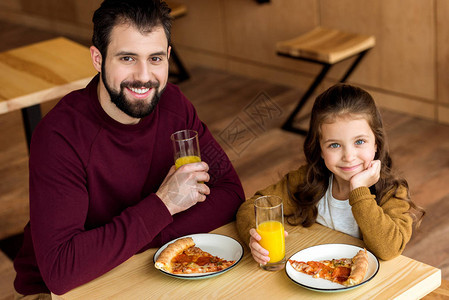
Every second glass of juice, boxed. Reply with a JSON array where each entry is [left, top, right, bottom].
[[255, 195, 285, 271], [171, 129, 201, 169]]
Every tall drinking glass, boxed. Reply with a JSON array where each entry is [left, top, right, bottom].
[[171, 129, 201, 169], [254, 195, 285, 271]]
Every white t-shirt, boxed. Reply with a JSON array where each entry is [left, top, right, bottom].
[[315, 175, 361, 238]]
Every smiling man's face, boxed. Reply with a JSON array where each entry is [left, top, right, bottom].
[[91, 22, 170, 124]]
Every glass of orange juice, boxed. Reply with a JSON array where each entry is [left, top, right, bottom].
[[171, 130, 201, 169], [255, 195, 285, 271]]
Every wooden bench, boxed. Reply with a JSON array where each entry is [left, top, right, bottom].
[[276, 27, 375, 135]]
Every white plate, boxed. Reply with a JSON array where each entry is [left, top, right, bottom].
[[153, 233, 243, 279], [285, 244, 379, 292]]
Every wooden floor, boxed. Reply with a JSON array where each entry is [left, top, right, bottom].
[[1, 20, 449, 298]]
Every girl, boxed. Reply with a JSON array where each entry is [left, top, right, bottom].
[[236, 84, 425, 262]]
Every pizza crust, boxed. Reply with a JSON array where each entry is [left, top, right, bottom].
[[345, 249, 369, 286], [155, 237, 195, 273]]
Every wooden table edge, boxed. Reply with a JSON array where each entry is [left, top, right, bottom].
[[1, 77, 93, 114], [397, 269, 441, 300]]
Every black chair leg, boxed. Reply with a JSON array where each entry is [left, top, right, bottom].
[[339, 50, 369, 83], [282, 63, 331, 134], [169, 45, 190, 82], [281, 49, 372, 136]]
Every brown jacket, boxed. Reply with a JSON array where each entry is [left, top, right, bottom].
[[236, 166, 413, 260]]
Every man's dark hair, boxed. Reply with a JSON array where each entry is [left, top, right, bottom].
[[92, 0, 172, 58]]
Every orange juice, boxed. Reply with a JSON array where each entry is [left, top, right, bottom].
[[256, 220, 285, 263], [175, 155, 201, 169]]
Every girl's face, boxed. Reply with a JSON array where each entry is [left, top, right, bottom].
[[319, 116, 377, 184]]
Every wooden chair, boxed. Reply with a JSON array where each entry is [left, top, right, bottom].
[[167, 1, 190, 82], [276, 27, 375, 135]]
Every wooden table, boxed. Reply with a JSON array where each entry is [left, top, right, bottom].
[[53, 222, 441, 299], [0, 37, 96, 148]]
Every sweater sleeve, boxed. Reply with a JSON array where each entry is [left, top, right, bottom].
[[29, 127, 174, 295], [236, 167, 304, 246], [349, 186, 413, 260]]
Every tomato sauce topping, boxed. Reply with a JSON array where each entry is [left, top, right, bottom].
[[332, 266, 351, 283]]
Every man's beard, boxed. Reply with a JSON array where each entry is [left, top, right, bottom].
[[101, 64, 165, 119]]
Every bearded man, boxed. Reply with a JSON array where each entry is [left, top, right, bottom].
[[13, 0, 244, 297]]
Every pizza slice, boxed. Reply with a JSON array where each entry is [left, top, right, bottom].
[[289, 249, 369, 286], [155, 237, 236, 274]]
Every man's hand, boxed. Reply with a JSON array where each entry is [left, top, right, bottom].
[[156, 162, 210, 215], [350, 159, 381, 191]]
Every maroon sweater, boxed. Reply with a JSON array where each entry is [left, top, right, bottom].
[[13, 76, 244, 295]]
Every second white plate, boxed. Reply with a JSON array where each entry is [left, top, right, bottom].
[[285, 243, 379, 292]]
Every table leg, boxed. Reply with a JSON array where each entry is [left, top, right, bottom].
[[21, 104, 42, 151]]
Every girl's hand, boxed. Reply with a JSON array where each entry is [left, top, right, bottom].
[[248, 228, 288, 265], [350, 159, 381, 191], [249, 228, 270, 265]]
